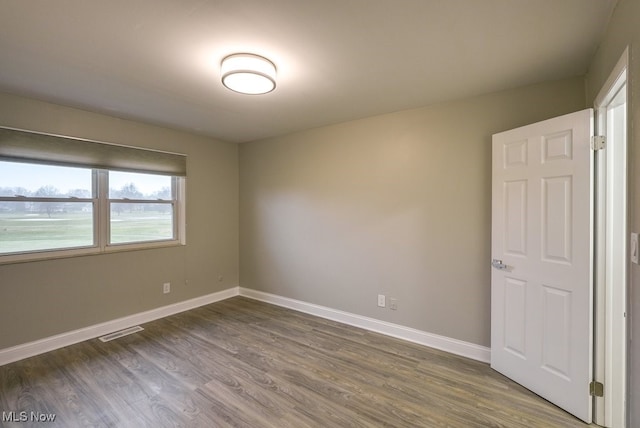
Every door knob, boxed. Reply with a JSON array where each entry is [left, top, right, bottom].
[[491, 259, 508, 270]]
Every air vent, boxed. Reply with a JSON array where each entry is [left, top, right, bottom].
[[98, 326, 144, 342]]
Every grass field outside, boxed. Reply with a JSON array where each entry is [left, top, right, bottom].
[[0, 210, 173, 254]]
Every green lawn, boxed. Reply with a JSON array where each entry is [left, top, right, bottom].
[[0, 211, 173, 254], [110, 212, 173, 244]]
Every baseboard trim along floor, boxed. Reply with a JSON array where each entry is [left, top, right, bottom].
[[239, 288, 491, 363], [0, 286, 491, 366], [0, 287, 239, 366]]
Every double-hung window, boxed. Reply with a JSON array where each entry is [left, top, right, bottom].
[[0, 127, 186, 263], [107, 171, 177, 245]]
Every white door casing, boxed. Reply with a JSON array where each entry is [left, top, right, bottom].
[[594, 47, 628, 428], [491, 109, 593, 422]]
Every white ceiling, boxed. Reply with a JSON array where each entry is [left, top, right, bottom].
[[0, 0, 616, 143]]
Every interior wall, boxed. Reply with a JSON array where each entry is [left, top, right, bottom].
[[0, 92, 239, 350], [586, 0, 640, 423], [239, 77, 586, 347]]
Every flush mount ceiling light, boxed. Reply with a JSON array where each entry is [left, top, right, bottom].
[[221, 53, 276, 95]]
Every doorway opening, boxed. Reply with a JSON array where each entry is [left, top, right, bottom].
[[593, 46, 628, 428]]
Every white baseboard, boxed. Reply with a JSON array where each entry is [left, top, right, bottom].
[[239, 287, 491, 363], [1, 285, 490, 366], [0, 287, 240, 366]]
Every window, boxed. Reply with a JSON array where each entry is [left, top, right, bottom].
[[108, 171, 176, 245], [0, 127, 186, 263], [0, 162, 94, 254]]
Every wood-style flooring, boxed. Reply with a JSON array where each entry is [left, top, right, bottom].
[[0, 297, 591, 427]]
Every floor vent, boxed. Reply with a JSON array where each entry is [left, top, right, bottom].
[[98, 326, 144, 342]]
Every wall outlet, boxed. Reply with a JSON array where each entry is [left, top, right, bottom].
[[163, 282, 171, 294], [377, 294, 386, 307], [389, 298, 398, 310]]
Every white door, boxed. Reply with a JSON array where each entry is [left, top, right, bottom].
[[491, 109, 593, 423]]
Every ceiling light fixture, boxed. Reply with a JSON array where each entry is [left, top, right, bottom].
[[221, 53, 276, 95]]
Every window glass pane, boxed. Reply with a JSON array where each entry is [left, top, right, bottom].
[[110, 202, 173, 244], [109, 171, 172, 200], [0, 202, 94, 254], [0, 161, 92, 197]]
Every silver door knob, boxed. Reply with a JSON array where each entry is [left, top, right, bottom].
[[491, 259, 508, 270]]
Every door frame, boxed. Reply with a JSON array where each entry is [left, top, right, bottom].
[[593, 46, 628, 428]]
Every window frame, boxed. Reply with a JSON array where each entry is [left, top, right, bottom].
[[0, 158, 186, 265], [100, 170, 186, 252], [0, 191, 98, 259]]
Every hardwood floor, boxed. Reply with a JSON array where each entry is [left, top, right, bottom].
[[0, 297, 591, 427]]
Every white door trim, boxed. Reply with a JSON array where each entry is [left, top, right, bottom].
[[593, 46, 629, 428]]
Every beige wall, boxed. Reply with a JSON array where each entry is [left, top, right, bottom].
[[586, 0, 640, 423], [239, 77, 586, 347], [0, 92, 239, 349]]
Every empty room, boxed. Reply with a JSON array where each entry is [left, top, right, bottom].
[[0, 1, 638, 427]]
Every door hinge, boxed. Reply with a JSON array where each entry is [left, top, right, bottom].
[[591, 135, 606, 151], [590, 381, 604, 397]]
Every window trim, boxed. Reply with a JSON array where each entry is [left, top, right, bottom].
[[102, 172, 185, 251], [0, 163, 186, 265]]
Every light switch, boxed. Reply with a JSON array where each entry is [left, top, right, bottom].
[[631, 233, 639, 264]]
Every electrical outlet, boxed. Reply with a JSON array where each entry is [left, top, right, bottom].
[[389, 298, 398, 310], [377, 294, 386, 308], [163, 282, 171, 294]]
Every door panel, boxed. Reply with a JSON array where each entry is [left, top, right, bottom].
[[504, 180, 527, 255], [503, 277, 527, 358], [542, 175, 572, 262], [491, 109, 593, 423], [541, 285, 571, 378]]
